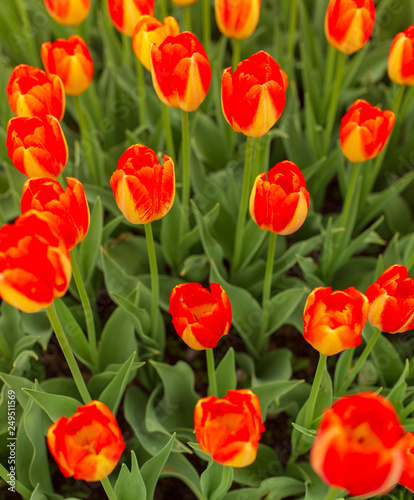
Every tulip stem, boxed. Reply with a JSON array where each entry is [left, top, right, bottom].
[[162, 103, 176, 159], [101, 476, 119, 500], [206, 348, 218, 397], [232, 39, 241, 73], [260, 232, 277, 344], [338, 161, 361, 246], [287, 0, 298, 62], [184, 6, 192, 31], [136, 59, 147, 134], [202, 0, 211, 55], [304, 353, 327, 430], [323, 487, 343, 500], [232, 136, 255, 273], [144, 222, 159, 341], [16, 0, 40, 67], [158, 0, 167, 18], [338, 328, 381, 394], [46, 303, 92, 404], [323, 46, 336, 103], [0, 463, 31, 498], [180, 109, 191, 235], [70, 248, 98, 367]]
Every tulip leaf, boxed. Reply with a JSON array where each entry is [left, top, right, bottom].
[[29, 484, 48, 500], [238, 220, 268, 272], [84, 184, 120, 217], [12, 335, 40, 360], [264, 287, 308, 337], [20, 310, 52, 351], [233, 444, 281, 487], [0, 301, 21, 358], [161, 452, 203, 500], [114, 451, 147, 500], [79, 196, 103, 282], [387, 359, 409, 412], [201, 461, 234, 500], [215, 348, 236, 398], [253, 380, 304, 420], [333, 349, 354, 395], [160, 196, 183, 269], [22, 388, 81, 422], [0, 372, 33, 409], [192, 113, 230, 169]]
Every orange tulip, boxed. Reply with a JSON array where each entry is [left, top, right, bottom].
[[0, 211, 71, 313], [303, 286, 369, 356], [107, 0, 154, 36], [249, 161, 309, 235], [221, 51, 288, 137], [365, 265, 414, 333], [399, 432, 414, 493], [21, 177, 90, 251], [7, 116, 68, 179], [388, 24, 414, 86], [150, 32, 211, 112], [215, 0, 260, 40], [325, 0, 375, 54], [43, 0, 91, 25], [194, 389, 264, 467], [47, 400, 125, 481], [339, 99, 395, 163], [41, 36, 94, 96], [110, 144, 174, 224], [311, 392, 406, 497], [132, 15, 180, 71], [7, 64, 65, 121]]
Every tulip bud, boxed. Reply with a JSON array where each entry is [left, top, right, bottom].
[[215, 0, 261, 40], [107, 0, 154, 36], [388, 24, 414, 86], [43, 0, 91, 25]]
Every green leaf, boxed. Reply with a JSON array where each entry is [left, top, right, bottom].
[[265, 288, 308, 336], [101, 246, 137, 299], [334, 349, 354, 395], [79, 196, 103, 281], [233, 444, 281, 487], [141, 434, 175, 500], [387, 359, 409, 412], [161, 452, 203, 500], [192, 113, 230, 170], [20, 311, 52, 351], [0, 301, 21, 358], [160, 196, 183, 269], [259, 477, 306, 500], [114, 451, 147, 500], [255, 349, 293, 384], [0, 372, 33, 409], [29, 484, 48, 500], [23, 388, 81, 422], [254, 380, 304, 420], [216, 348, 237, 398], [201, 461, 234, 500]]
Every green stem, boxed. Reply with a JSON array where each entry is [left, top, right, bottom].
[[304, 353, 327, 429], [323, 45, 336, 101], [73, 96, 99, 184], [321, 52, 346, 155], [144, 222, 159, 341], [184, 5, 192, 31], [16, 0, 40, 67], [232, 39, 241, 73], [136, 58, 147, 133], [232, 136, 255, 273], [158, 0, 167, 18], [101, 476, 119, 500], [122, 33, 132, 68], [0, 462, 32, 498], [250, 137, 262, 184], [206, 348, 218, 396], [70, 248, 98, 367], [180, 109, 191, 235], [162, 103, 175, 159], [323, 487, 343, 500], [338, 162, 360, 246], [46, 303, 91, 404], [287, 0, 298, 62], [202, 0, 211, 55], [260, 232, 277, 339]]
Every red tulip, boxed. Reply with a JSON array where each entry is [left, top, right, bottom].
[[43, 0, 91, 25], [399, 432, 414, 493], [215, 0, 261, 40], [107, 0, 154, 36], [388, 24, 414, 86]]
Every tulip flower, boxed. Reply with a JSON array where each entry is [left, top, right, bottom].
[[0, 211, 71, 313], [339, 99, 395, 163], [365, 265, 414, 333], [21, 177, 90, 251], [303, 286, 370, 356], [43, 0, 91, 25], [132, 15, 180, 71], [194, 389, 264, 467], [325, 0, 375, 54], [7, 116, 68, 179], [169, 282, 232, 350], [47, 400, 125, 481], [399, 432, 414, 493], [215, 0, 260, 40], [311, 392, 407, 497], [388, 24, 414, 86], [222, 51, 288, 137], [41, 36, 94, 96], [107, 0, 154, 36], [150, 31, 211, 112], [249, 161, 309, 235], [7, 64, 65, 121]]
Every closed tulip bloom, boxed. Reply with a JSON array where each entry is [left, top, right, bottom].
[[150, 32, 211, 112], [7, 64, 65, 121], [303, 286, 369, 356], [388, 24, 414, 86], [110, 144, 174, 224], [194, 389, 264, 467], [21, 177, 90, 251], [325, 0, 375, 54], [366, 265, 414, 333], [41, 36, 94, 96], [0, 211, 71, 313], [339, 99, 395, 163], [249, 161, 309, 235], [399, 432, 414, 493], [7, 116, 68, 179], [215, 0, 261, 40], [107, 0, 154, 36], [47, 401, 125, 481], [311, 392, 406, 497], [222, 51, 288, 137], [43, 0, 91, 25], [169, 283, 232, 350], [132, 15, 180, 71]]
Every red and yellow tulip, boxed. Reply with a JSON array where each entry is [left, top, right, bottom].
[[388, 24, 414, 86], [107, 0, 154, 36], [215, 0, 260, 40], [43, 0, 91, 25]]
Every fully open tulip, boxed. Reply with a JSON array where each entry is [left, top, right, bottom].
[[21, 177, 90, 251], [325, 0, 375, 54], [41, 36, 94, 96], [222, 51, 288, 137], [339, 99, 395, 163], [399, 432, 414, 492], [47, 400, 125, 481], [303, 286, 369, 356], [7, 116, 68, 179], [150, 32, 211, 112], [388, 24, 414, 86], [132, 15, 180, 71], [110, 144, 174, 224], [249, 161, 309, 235], [0, 211, 71, 313], [194, 389, 264, 467], [107, 0, 154, 36], [366, 265, 414, 333], [169, 283, 232, 350], [7, 64, 65, 121], [215, 0, 261, 40], [43, 0, 91, 25], [311, 392, 406, 497]]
